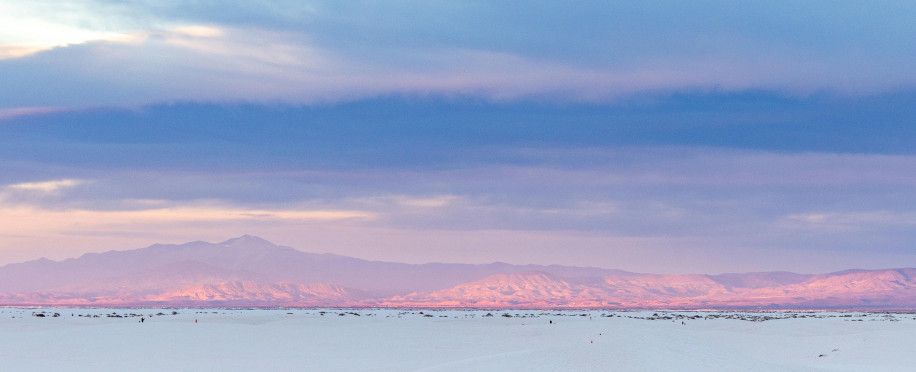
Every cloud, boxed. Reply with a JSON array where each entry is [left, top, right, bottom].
[[0, 45, 48, 60], [0, 106, 71, 120], [3, 29, 912, 109], [1, 0, 915, 107], [6, 179, 85, 193], [352, 195, 461, 208], [3, 1, 916, 274], [0, 1, 136, 59], [0, 202, 373, 238], [0, 25, 359, 108], [0, 149, 915, 272], [782, 211, 916, 232]]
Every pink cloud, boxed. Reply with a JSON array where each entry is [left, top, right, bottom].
[[0, 106, 69, 120]]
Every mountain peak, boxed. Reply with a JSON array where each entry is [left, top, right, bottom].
[[218, 235, 275, 248]]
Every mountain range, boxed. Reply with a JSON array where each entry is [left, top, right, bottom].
[[1, 235, 914, 309]]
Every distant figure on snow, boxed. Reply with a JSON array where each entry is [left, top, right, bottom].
[[141, 317, 145, 323]]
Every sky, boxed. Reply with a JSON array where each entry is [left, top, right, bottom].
[[1, 1, 915, 274]]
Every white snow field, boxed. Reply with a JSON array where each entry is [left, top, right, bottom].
[[1, 308, 914, 371]]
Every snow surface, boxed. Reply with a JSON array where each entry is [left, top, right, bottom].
[[1, 308, 914, 371]]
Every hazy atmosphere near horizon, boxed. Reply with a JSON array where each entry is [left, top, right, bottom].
[[2, 0, 915, 275]]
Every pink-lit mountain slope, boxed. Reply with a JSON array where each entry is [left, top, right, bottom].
[[377, 269, 916, 309], [1, 236, 915, 309], [0, 235, 628, 306], [144, 281, 357, 306], [379, 272, 612, 308]]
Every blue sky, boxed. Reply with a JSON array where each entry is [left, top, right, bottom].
[[1, 1, 915, 273]]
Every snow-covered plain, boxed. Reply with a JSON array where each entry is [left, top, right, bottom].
[[1, 308, 914, 371]]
